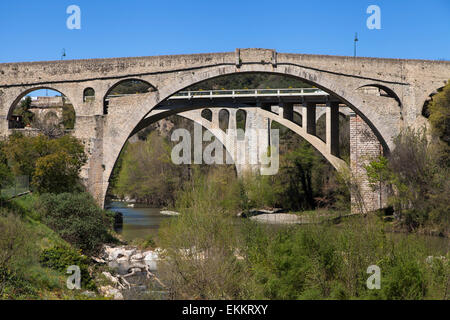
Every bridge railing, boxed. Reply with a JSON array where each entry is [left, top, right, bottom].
[[170, 88, 327, 98], [106, 88, 328, 100]]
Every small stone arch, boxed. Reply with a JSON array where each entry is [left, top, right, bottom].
[[103, 78, 156, 115], [83, 87, 95, 102], [356, 84, 402, 107], [421, 85, 445, 118]]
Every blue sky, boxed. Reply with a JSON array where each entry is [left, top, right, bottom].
[[0, 0, 449, 63]]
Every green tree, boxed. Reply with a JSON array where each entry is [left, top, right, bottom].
[[4, 134, 86, 194], [428, 81, 450, 146], [366, 129, 449, 232], [12, 96, 35, 127], [36, 192, 114, 254], [114, 132, 184, 205]]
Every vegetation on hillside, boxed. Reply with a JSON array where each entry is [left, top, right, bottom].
[[0, 134, 116, 299]]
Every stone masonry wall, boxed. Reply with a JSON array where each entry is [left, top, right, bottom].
[[349, 113, 386, 213]]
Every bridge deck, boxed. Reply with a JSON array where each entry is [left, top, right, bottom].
[[107, 88, 341, 106]]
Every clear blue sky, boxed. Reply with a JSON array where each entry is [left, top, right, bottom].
[[0, 0, 449, 63]]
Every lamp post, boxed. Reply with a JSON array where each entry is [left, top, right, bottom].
[[354, 33, 359, 58], [61, 48, 66, 60]]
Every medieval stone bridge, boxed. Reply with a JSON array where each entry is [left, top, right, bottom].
[[0, 48, 449, 212]]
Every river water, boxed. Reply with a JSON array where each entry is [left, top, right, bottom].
[[107, 201, 448, 254], [106, 201, 172, 241]]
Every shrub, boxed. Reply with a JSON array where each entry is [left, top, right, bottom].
[[40, 245, 96, 290], [36, 192, 114, 255], [366, 129, 450, 233], [158, 167, 247, 299]]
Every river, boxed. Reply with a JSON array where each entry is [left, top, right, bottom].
[[106, 201, 172, 241], [107, 201, 448, 255]]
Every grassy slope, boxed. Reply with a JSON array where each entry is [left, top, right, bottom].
[[1, 195, 103, 300]]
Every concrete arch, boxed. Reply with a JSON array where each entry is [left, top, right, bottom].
[[104, 107, 239, 200], [253, 108, 347, 170]]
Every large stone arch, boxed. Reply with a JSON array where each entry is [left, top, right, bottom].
[[98, 66, 395, 206]]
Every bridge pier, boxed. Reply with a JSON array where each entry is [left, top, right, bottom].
[[280, 102, 294, 121], [302, 102, 316, 135], [326, 102, 340, 157], [349, 113, 387, 213]]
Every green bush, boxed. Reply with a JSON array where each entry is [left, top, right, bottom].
[[36, 192, 114, 255], [40, 245, 96, 290], [242, 216, 443, 300], [3, 133, 87, 194]]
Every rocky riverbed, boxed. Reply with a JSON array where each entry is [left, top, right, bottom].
[[94, 245, 168, 300]]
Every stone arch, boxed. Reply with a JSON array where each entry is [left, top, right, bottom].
[[102, 78, 156, 115], [98, 67, 392, 206], [421, 85, 445, 118], [7, 87, 76, 130], [356, 84, 402, 107], [83, 87, 95, 102], [145, 69, 392, 154]]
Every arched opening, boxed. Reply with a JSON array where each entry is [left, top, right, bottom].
[[8, 88, 76, 136], [219, 109, 229, 132], [103, 78, 156, 115], [103, 71, 388, 213], [422, 86, 445, 118], [83, 87, 95, 102], [105, 111, 237, 220], [201, 109, 212, 121], [236, 110, 246, 132], [356, 84, 402, 107]]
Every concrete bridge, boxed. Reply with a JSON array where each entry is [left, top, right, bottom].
[[0, 48, 449, 212]]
